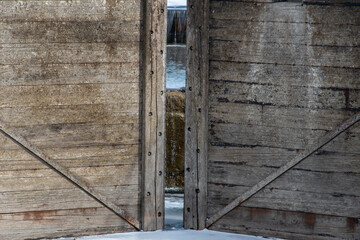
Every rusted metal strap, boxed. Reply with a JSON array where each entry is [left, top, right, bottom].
[[206, 112, 360, 228], [0, 119, 140, 230]]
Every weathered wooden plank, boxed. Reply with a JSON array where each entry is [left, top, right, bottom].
[[0, 155, 138, 171], [210, 122, 360, 151], [208, 164, 360, 197], [0, 143, 139, 161], [0, 20, 140, 44], [0, 83, 139, 108], [0, 104, 139, 127], [209, 81, 360, 111], [0, 164, 139, 179], [206, 113, 360, 227], [210, 1, 360, 25], [209, 206, 360, 240], [209, 61, 360, 90], [184, 0, 210, 230], [0, 186, 139, 214], [209, 103, 360, 132], [142, 0, 166, 231], [208, 146, 360, 173], [0, 207, 136, 240], [0, 0, 142, 22], [0, 42, 139, 65], [210, 20, 360, 46], [0, 123, 139, 148], [0, 62, 139, 86], [0, 175, 139, 192], [210, 40, 360, 68]]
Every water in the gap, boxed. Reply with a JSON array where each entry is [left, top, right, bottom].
[[166, 3, 187, 89], [165, 0, 186, 231], [166, 45, 186, 89], [165, 192, 184, 230]]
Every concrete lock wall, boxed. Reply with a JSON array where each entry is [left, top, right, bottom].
[[0, 0, 167, 239]]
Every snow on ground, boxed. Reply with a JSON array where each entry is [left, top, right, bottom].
[[51, 229, 277, 240], [167, 0, 186, 7]]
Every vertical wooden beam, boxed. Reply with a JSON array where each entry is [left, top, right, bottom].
[[184, 0, 209, 230], [142, 0, 167, 231]]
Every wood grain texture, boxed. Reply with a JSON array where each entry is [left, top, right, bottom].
[[141, 0, 166, 231], [184, 0, 209, 230], [206, 0, 360, 239], [0, 0, 145, 238]]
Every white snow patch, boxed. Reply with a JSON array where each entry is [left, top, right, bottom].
[[167, 0, 186, 7], [51, 229, 280, 240]]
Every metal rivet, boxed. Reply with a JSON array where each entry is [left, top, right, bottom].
[[158, 212, 162, 217], [146, 192, 151, 196], [159, 132, 162, 136], [160, 50, 164, 54], [189, 46, 193, 51], [151, 70, 154, 75], [198, 108, 201, 112], [161, 9, 164, 13], [150, 30, 154, 34], [149, 112, 153, 116], [160, 90, 164, 95], [197, 149, 200, 153], [188, 127, 191, 131], [148, 152, 152, 156], [159, 171, 162, 176], [187, 207, 190, 212], [188, 87, 192, 91], [186, 167, 190, 172], [196, 189, 200, 193]]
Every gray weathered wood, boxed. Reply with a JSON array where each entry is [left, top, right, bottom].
[[142, 0, 166, 231], [206, 112, 360, 227], [0, 119, 140, 230], [184, 0, 209, 230]]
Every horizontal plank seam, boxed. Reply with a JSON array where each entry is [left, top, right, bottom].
[[209, 18, 360, 27], [208, 60, 360, 70], [210, 39, 360, 48]]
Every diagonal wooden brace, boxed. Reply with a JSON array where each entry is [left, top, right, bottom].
[[206, 112, 360, 228], [0, 119, 140, 230]]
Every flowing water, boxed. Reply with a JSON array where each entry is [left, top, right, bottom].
[[166, 45, 186, 89]]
